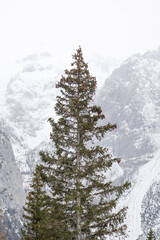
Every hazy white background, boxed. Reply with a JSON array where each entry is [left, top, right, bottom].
[[0, 0, 160, 59], [0, 0, 160, 88]]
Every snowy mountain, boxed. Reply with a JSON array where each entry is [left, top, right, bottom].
[[1, 48, 160, 239], [1, 52, 60, 190], [98, 48, 160, 239]]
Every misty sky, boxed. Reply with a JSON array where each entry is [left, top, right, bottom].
[[0, 0, 160, 62]]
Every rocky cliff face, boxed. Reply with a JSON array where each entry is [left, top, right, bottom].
[[0, 130, 25, 239]]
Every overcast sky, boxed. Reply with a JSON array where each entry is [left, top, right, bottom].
[[0, 0, 160, 62]]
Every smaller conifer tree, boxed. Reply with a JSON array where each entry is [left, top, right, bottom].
[[21, 167, 50, 240], [21, 167, 71, 240], [146, 228, 156, 240]]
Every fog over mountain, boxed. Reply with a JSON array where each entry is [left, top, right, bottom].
[[1, 48, 160, 239]]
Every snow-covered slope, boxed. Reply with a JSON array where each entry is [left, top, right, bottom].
[[124, 149, 160, 239]]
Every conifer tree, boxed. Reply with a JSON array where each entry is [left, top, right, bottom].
[[21, 167, 50, 240], [39, 47, 131, 239], [22, 167, 71, 240], [146, 228, 156, 240]]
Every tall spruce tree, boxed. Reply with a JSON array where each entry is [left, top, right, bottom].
[[39, 47, 131, 240], [146, 229, 156, 240]]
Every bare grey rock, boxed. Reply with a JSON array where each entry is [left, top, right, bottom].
[[0, 130, 25, 239]]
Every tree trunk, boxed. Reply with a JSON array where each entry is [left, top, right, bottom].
[[76, 117, 82, 240]]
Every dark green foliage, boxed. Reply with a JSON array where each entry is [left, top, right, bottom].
[[146, 228, 156, 240], [38, 47, 131, 239], [21, 167, 50, 240], [22, 167, 71, 240]]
